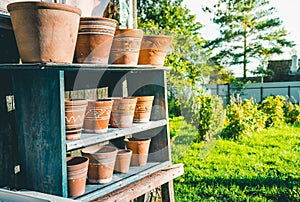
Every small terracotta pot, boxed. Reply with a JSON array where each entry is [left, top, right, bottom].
[[67, 156, 89, 197], [124, 137, 151, 166], [110, 97, 137, 128], [7, 1, 81, 63], [84, 99, 113, 133], [75, 17, 118, 64], [109, 29, 143, 65], [65, 99, 87, 140], [114, 149, 132, 173], [133, 96, 154, 123], [138, 35, 172, 66], [81, 145, 118, 184]]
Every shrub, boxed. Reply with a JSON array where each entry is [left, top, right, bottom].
[[283, 98, 300, 124], [181, 90, 224, 142], [221, 96, 266, 140], [259, 95, 285, 127]]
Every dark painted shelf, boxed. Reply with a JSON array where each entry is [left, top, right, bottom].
[[66, 120, 167, 151], [0, 63, 172, 71], [75, 161, 171, 202]]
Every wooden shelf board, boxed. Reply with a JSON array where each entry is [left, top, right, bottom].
[[74, 161, 172, 201], [66, 120, 167, 151], [0, 63, 172, 71]]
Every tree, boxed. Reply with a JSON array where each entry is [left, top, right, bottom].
[[137, 0, 210, 85], [203, 0, 295, 80]]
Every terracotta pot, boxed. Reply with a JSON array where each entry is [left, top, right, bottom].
[[67, 156, 89, 197], [110, 97, 137, 128], [138, 35, 172, 66], [109, 29, 143, 65], [114, 149, 132, 173], [7, 1, 81, 63], [65, 99, 87, 140], [124, 137, 151, 166], [75, 17, 118, 64], [133, 96, 154, 123], [84, 99, 113, 133], [81, 145, 117, 184]]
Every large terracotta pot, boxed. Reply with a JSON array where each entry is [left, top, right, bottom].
[[65, 99, 87, 140], [110, 97, 137, 128], [109, 29, 143, 65], [138, 35, 172, 66], [81, 145, 118, 184], [75, 17, 117, 64], [67, 156, 89, 197], [84, 99, 113, 133], [125, 137, 151, 166], [7, 1, 81, 63], [133, 96, 154, 123]]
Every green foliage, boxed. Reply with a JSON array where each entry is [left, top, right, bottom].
[[221, 97, 266, 140], [259, 95, 285, 127], [137, 0, 213, 85], [203, 0, 295, 79], [181, 89, 224, 142], [173, 124, 300, 201], [283, 98, 300, 124]]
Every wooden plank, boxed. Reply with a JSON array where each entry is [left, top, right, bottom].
[[66, 120, 167, 151], [91, 164, 184, 202], [0, 63, 172, 71], [0, 71, 18, 188], [12, 70, 67, 197], [76, 162, 171, 201], [162, 181, 175, 202]]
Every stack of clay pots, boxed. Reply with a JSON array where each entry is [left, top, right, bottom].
[[65, 99, 88, 140], [75, 17, 118, 64]]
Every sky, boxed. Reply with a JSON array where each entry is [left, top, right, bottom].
[[184, 0, 300, 60]]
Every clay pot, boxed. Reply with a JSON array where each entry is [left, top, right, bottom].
[[81, 145, 118, 184], [133, 96, 154, 123], [110, 97, 137, 128], [124, 137, 151, 166], [138, 35, 172, 66], [114, 149, 132, 174], [75, 17, 118, 64], [84, 99, 113, 133], [65, 99, 88, 140], [109, 29, 143, 65], [7, 1, 81, 63], [67, 156, 89, 197]]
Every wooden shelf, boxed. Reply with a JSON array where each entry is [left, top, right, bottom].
[[75, 161, 172, 202], [66, 120, 168, 151], [0, 63, 172, 71]]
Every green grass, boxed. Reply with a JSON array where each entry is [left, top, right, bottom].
[[170, 117, 300, 201]]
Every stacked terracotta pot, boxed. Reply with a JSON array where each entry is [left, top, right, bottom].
[[65, 99, 88, 140]]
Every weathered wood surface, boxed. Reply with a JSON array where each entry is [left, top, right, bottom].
[[0, 71, 18, 188], [12, 70, 67, 197], [92, 164, 184, 202]]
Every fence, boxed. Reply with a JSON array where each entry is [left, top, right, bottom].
[[204, 81, 300, 104]]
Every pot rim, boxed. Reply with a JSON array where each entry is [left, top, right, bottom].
[[7, 1, 82, 16], [80, 17, 118, 24]]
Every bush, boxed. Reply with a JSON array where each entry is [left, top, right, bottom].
[[259, 95, 285, 127], [221, 96, 266, 140], [283, 98, 300, 124], [181, 91, 224, 142]]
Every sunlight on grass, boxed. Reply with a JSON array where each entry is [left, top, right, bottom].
[[170, 117, 300, 201]]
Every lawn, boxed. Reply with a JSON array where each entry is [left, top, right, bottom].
[[170, 117, 300, 201]]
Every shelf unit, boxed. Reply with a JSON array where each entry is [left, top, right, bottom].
[[0, 63, 178, 201]]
